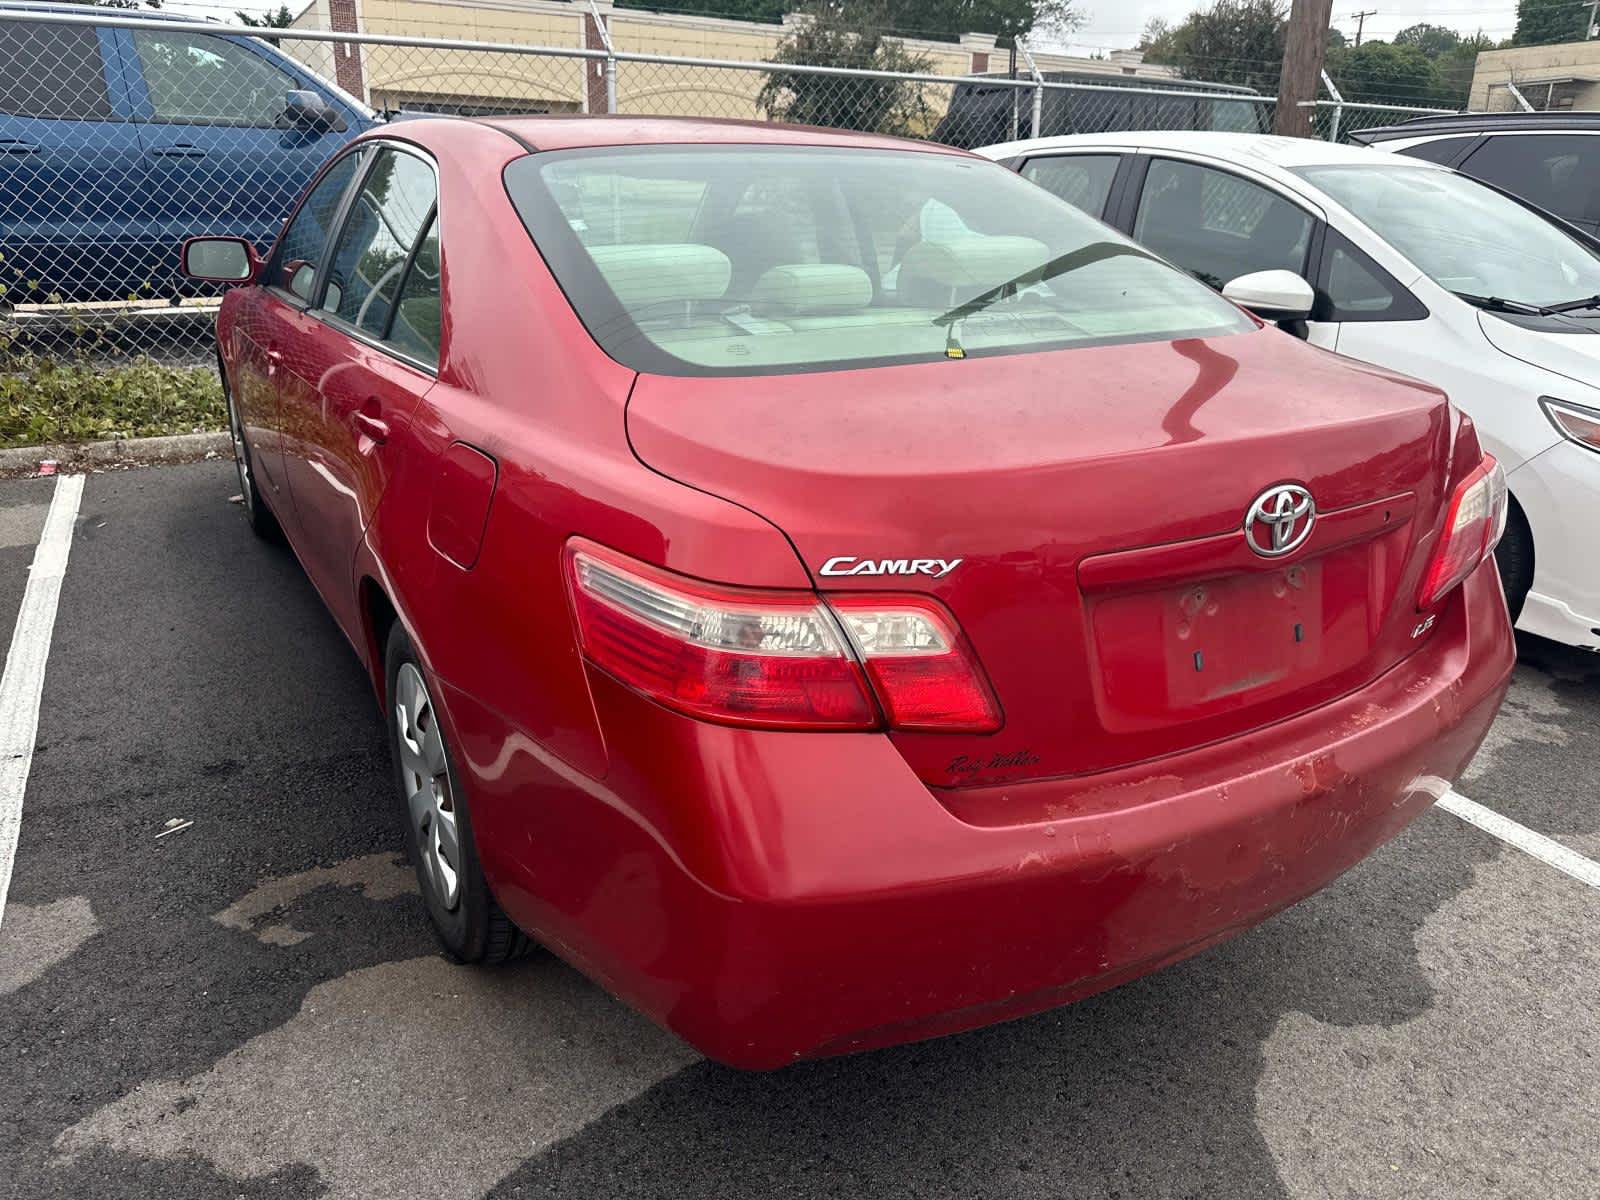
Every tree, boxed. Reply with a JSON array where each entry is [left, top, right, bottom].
[[1392, 23, 1460, 56], [1511, 0, 1588, 46], [1139, 0, 1286, 91], [1433, 32, 1494, 108], [1327, 40, 1440, 105], [757, 4, 938, 136], [236, 4, 295, 28]]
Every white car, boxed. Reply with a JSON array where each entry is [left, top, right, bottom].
[[975, 131, 1600, 651]]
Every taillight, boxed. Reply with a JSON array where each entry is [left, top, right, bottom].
[[565, 541, 1000, 732], [830, 598, 1001, 731], [1418, 454, 1508, 610]]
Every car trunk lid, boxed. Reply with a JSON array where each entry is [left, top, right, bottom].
[[626, 328, 1455, 789]]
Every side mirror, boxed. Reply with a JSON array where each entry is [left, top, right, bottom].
[[180, 236, 259, 284], [281, 89, 344, 132], [1222, 269, 1316, 322]]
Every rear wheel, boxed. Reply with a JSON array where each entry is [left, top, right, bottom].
[[222, 365, 280, 541], [385, 623, 533, 964], [1494, 497, 1534, 623]]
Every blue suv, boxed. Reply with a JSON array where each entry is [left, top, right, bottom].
[[0, 3, 374, 304]]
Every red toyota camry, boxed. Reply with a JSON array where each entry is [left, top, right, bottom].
[[183, 116, 1514, 1068]]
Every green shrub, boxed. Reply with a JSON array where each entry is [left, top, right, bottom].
[[0, 357, 224, 449]]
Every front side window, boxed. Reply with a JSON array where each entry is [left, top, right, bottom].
[[0, 24, 113, 121], [269, 151, 363, 300], [1314, 228, 1425, 323], [504, 146, 1251, 376], [1019, 155, 1119, 219], [322, 148, 437, 336], [1134, 159, 1314, 289], [1299, 163, 1600, 311], [131, 30, 298, 127]]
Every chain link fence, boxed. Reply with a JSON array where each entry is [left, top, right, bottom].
[[0, 7, 1447, 401]]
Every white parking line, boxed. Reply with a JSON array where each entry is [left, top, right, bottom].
[[0, 473, 84, 928], [1439, 788, 1600, 891]]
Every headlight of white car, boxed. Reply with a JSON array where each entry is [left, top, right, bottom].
[[1539, 397, 1600, 455]]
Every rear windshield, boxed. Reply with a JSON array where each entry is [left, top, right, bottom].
[[504, 145, 1252, 376]]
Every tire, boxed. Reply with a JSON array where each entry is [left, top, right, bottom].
[[384, 623, 534, 964], [1494, 497, 1534, 624], [221, 363, 282, 542]]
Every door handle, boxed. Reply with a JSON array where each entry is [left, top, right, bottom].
[[263, 345, 283, 376], [351, 410, 389, 445], [151, 144, 208, 158], [0, 140, 38, 155]]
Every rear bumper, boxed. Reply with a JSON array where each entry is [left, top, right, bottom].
[[1508, 440, 1600, 650], [446, 562, 1513, 1069]]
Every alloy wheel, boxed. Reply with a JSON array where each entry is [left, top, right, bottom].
[[393, 662, 461, 911]]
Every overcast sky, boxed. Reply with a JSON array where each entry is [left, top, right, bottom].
[[1061, 0, 1519, 54], [163, 0, 1521, 55]]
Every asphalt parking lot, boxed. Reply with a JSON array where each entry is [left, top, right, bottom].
[[1, 461, 1597, 1200]]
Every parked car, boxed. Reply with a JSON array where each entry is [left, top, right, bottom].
[[1351, 112, 1600, 237], [0, 2, 372, 304], [933, 70, 1267, 150], [184, 116, 1512, 1068], [979, 130, 1600, 652]]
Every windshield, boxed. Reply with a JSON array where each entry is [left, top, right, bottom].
[[505, 146, 1252, 376], [1297, 163, 1600, 309]]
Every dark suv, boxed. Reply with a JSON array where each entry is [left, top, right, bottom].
[[933, 71, 1268, 150], [1352, 112, 1600, 236]]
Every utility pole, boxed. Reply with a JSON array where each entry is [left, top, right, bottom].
[[1275, 0, 1336, 138], [1348, 8, 1377, 45]]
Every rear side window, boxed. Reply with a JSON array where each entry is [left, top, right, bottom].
[[1209, 97, 1265, 133], [1459, 134, 1600, 226], [504, 145, 1251, 377], [131, 30, 299, 127], [1019, 155, 1119, 219], [269, 151, 364, 300], [1134, 158, 1314, 289], [322, 148, 437, 337], [1396, 135, 1475, 166], [387, 218, 441, 367], [0, 24, 113, 121]]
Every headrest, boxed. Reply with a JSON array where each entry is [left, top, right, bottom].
[[899, 235, 1050, 293], [587, 243, 731, 308], [751, 264, 873, 315]]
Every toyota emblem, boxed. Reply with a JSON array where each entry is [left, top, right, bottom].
[[1244, 484, 1316, 558]]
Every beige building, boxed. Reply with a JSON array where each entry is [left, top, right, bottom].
[[286, 0, 1179, 121], [1470, 41, 1600, 112]]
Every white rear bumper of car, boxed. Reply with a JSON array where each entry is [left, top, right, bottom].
[[1509, 439, 1600, 650]]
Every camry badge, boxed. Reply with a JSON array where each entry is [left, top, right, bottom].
[[1244, 484, 1316, 558], [819, 556, 962, 579]]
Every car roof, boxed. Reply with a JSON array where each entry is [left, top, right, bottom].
[[975, 129, 1454, 171], [1350, 111, 1600, 143], [474, 114, 971, 155], [0, 0, 209, 18]]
